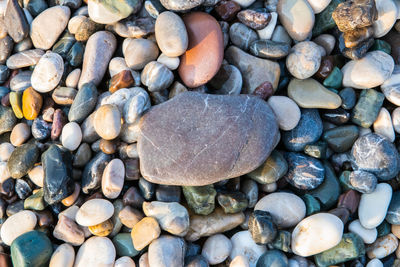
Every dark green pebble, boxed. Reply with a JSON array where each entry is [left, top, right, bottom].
[[183, 185, 217, 215], [112, 233, 140, 257], [323, 67, 343, 89], [301, 194, 321, 216], [217, 191, 248, 214], [352, 89, 384, 128]]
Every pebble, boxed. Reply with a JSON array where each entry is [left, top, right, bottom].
[[74, 237, 116, 267], [88, 0, 140, 24], [131, 217, 161, 250], [277, 0, 315, 41], [155, 11, 188, 57], [143, 201, 189, 236], [381, 65, 400, 106], [229, 23, 258, 51], [60, 122, 82, 151], [248, 150, 288, 184], [271, 25, 292, 45], [123, 38, 159, 71], [386, 191, 400, 224], [148, 235, 185, 267], [78, 31, 117, 89], [28, 165, 44, 187], [114, 257, 136, 267], [307, 0, 331, 13], [342, 51, 394, 89], [49, 243, 75, 267], [237, 9, 271, 30], [178, 12, 224, 88], [82, 152, 111, 193], [94, 104, 121, 140], [30, 6, 71, 50], [373, 107, 395, 142], [373, 0, 398, 38], [75, 199, 114, 227], [209, 63, 242, 95], [286, 41, 321, 80], [156, 54, 179, 70], [249, 40, 291, 60], [31, 51, 64, 93], [53, 214, 85, 245], [0, 210, 37, 245], [66, 69, 81, 88], [358, 183, 392, 229], [138, 92, 279, 186], [291, 213, 344, 257], [257, 12, 277, 40], [256, 250, 288, 267], [102, 159, 125, 199], [10, 123, 30, 146], [332, 0, 377, 32], [160, 0, 204, 11], [229, 230, 267, 267], [254, 192, 306, 228], [22, 87, 42, 121], [352, 89, 385, 128], [393, 107, 400, 133], [7, 142, 39, 179], [141, 61, 174, 92], [10, 70, 32, 92], [367, 234, 399, 259], [6, 49, 44, 69], [201, 234, 232, 265], [349, 219, 378, 244], [367, 259, 384, 267], [248, 210, 277, 244], [230, 255, 250, 267], [4, 0, 29, 43], [0, 142, 14, 162]]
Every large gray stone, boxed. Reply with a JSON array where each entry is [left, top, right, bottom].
[[137, 92, 279, 186]]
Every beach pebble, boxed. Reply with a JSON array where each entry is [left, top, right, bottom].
[[348, 219, 377, 244], [0, 142, 14, 162], [65, 69, 81, 88], [148, 235, 186, 267], [307, 0, 331, 13], [373, 0, 398, 38], [49, 243, 75, 267], [74, 236, 116, 267], [87, 0, 141, 24], [367, 234, 398, 259], [75, 199, 114, 227], [229, 230, 267, 267], [367, 259, 384, 267], [123, 38, 159, 71], [257, 12, 278, 40], [61, 122, 82, 151], [114, 257, 136, 267], [131, 217, 161, 250], [201, 234, 232, 265], [392, 107, 400, 133], [141, 61, 174, 92], [286, 41, 321, 79], [102, 159, 125, 199], [230, 255, 250, 267], [157, 54, 180, 70], [94, 104, 121, 140], [381, 65, 400, 106], [373, 107, 395, 142], [6, 49, 44, 69], [10, 123, 30, 147], [31, 52, 64, 93], [0, 210, 37, 245]]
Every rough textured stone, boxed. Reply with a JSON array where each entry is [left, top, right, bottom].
[[332, 0, 378, 32], [137, 92, 279, 186]]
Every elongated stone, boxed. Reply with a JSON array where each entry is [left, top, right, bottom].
[[7, 143, 39, 179], [68, 82, 97, 123], [351, 89, 384, 128]]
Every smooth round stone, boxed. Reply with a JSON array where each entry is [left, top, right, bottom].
[[373, 0, 397, 38], [342, 51, 394, 89], [178, 12, 224, 88], [61, 122, 82, 151], [277, 0, 314, 41], [307, 0, 331, 13], [123, 38, 159, 70], [22, 87, 42, 121], [271, 25, 292, 45], [74, 237, 116, 267], [288, 78, 341, 109], [249, 40, 291, 60], [291, 213, 344, 257], [32, 117, 51, 140], [7, 142, 39, 179], [367, 259, 384, 267], [102, 159, 125, 199], [31, 51, 64, 93], [6, 49, 44, 69], [68, 15, 86, 34], [348, 219, 377, 244], [373, 107, 395, 142], [386, 191, 400, 224], [114, 257, 135, 267], [201, 234, 232, 265], [141, 61, 174, 92], [381, 65, 400, 106], [78, 31, 117, 89], [49, 243, 75, 267], [392, 107, 400, 134], [339, 87, 356, 110], [368, 234, 398, 259], [10, 231, 53, 267], [286, 41, 321, 79], [351, 133, 400, 180], [229, 230, 266, 267], [10, 71, 32, 92], [0, 210, 37, 245], [359, 183, 392, 229], [94, 104, 121, 140], [157, 54, 180, 70], [148, 235, 185, 267], [123, 87, 151, 124], [88, 0, 140, 24], [28, 165, 44, 187], [76, 199, 114, 227], [65, 69, 81, 88], [256, 250, 288, 267], [229, 23, 258, 51], [10, 123, 30, 146], [0, 142, 14, 162], [254, 192, 306, 228], [347, 170, 377, 194], [0, 36, 13, 65], [209, 63, 242, 95], [155, 11, 188, 57], [30, 6, 70, 50], [0, 105, 17, 135]]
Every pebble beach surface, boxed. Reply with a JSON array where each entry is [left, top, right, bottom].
[[1, 0, 400, 266]]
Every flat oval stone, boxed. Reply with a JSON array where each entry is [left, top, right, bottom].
[[291, 213, 344, 257], [155, 11, 188, 57], [31, 51, 64, 93], [288, 78, 342, 109], [137, 92, 279, 186], [373, 0, 397, 38], [141, 61, 174, 92], [87, 0, 141, 25], [277, 0, 315, 41], [286, 41, 321, 80], [368, 234, 398, 259], [10, 123, 30, 147], [61, 122, 82, 151], [342, 51, 394, 89], [22, 87, 42, 121], [76, 199, 114, 227], [7, 142, 39, 179], [178, 12, 224, 88], [201, 234, 232, 265], [102, 159, 125, 199], [49, 243, 75, 267], [30, 6, 70, 50], [229, 23, 258, 51], [254, 192, 306, 228], [68, 82, 98, 123], [249, 40, 290, 60], [358, 183, 392, 229], [148, 235, 185, 267], [349, 219, 377, 244], [94, 104, 121, 140], [123, 38, 159, 71], [0, 210, 37, 245], [74, 237, 116, 267], [6, 49, 44, 69]]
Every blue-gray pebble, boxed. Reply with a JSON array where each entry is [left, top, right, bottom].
[[256, 250, 289, 267]]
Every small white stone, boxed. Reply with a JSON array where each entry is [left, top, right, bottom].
[[157, 53, 180, 70], [366, 259, 383, 267], [102, 158, 125, 199], [0, 142, 14, 162], [373, 107, 395, 142], [31, 51, 64, 93], [202, 234, 232, 265], [65, 69, 81, 88], [59, 205, 80, 221], [109, 57, 130, 77], [367, 234, 398, 259], [68, 15, 86, 34], [348, 219, 377, 244], [114, 257, 136, 267], [123, 87, 151, 124], [358, 183, 392, 229], [232, 0, 256, 7], [255, 192, 306, 228], [75, 199, 114, 227], [268, 96, 301, 131], [0, 162, 10, 183], [257, 12, 277, 40], [0, 210, 37, 245], [306, 0, 331, 13], [74, 236, 116, 267], [291, 213, 344, 257], [373, 0, 398, 38], [49, 243, 75, 267], [381, 65, 400, 106], [230, 255, 250, 267], [392, 107, 400, 134], [229, 231, 267, 267], [28, 165, 44, 187], [61, 122, 82, 151]]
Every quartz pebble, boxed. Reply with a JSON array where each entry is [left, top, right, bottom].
[[102, 159, 125, 199], [74, 236, 116, 267], [229, 230, 267, 267], [349, 219, 377, 244], [373, 107, 395, 142], [0, 210, 37, 245], [75, 199, 114, 227], [286, 41, 321, 79], [201, 234, 232, 265], [31, 52, 64, 93], [49, 243, 75, 267], [267, 96, 300, 130], [61, 122, 82, 151]]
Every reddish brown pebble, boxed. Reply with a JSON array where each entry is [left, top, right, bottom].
[[123, 187, 144, 208], [253, 81, 274, 100], [108, 70, 135, 93], [237, 9, 272, 30], [99, 139, 117, 154], [51, 109, 67, 140], [62, 183, 81, 207], [329, 207, 350, 224], [314, 56, 334, 80], [42, 97, 55, 122], [214, 1, 241, 21], [178, 12, 224, 88], [0, 252, 11, 267], [338, 189, 360, 214], [35, 210, 55, 227], [1, 93, 10, 106]]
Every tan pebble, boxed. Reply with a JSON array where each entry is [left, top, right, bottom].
[[53, 214, 85, 246], [118, 206, 144, 228], [10, 122, 30, 146], [49, 243, 75, 267], [131, 217, 161, 250], [28, 165, 44, 187], [94, 104, 121, 140]]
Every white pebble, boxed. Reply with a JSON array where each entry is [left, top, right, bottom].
[[61, 122, 82, 151], [229, 231, 267, 267], [348, 219, 377, 244], [268, 96, 301, 130], [31, 51, 64, 93], [0, 142, 14, 161], [109, 57, 130, 77], [373, 107, 395, 142], [366, 259, 383, 267], [28, 165, 44, 187], [74, 236, 116, 267], [49, 243, 75, 267], [230, 255, 250, 267], [114, 257, 136, 267], [65, 69, 81, 88], [392, 107, 400, 134], [75, 199, 114, 227], [157, 53, 180, 70], [0, 162, 10, 183], [202, 234, 232, 265], [257, 12, 277, 40], [0, 210, 37, 245]]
